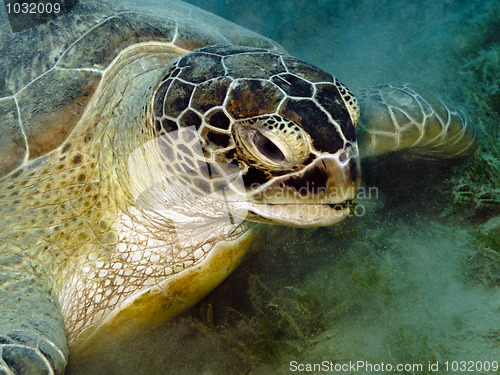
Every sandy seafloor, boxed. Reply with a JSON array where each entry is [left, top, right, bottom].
[[67, 1, 500, 374]]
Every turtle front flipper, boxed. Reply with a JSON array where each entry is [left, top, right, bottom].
[[0, 253, 67, 374], [356, 84, 477, 160]]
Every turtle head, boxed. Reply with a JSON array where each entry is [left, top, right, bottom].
[[233, 114, 360, 227], [141, 45, 360, 228]]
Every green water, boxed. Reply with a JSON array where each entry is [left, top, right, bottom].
[[68, 0, 500, 374], [186, 0, 493, 92]]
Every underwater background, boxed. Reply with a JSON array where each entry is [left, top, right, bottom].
[[68, 0, 500, 374]]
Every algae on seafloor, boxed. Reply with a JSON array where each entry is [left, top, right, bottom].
[[444, 5, 500, 295], [208, 275, 330, 365], [446, 3, 500, 220], [443, 2, 500, 301], [190, 225, 360, 369], [386, 328, 439, 375], [465, 217, 500, 286]]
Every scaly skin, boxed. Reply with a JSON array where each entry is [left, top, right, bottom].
[[0, 42, 235, 372], [356, 84, 477, 159]]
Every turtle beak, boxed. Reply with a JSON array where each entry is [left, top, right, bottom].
[[239, 146, 361, 227], [255, 146, 360, 204]]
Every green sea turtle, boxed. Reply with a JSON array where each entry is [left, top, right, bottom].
[[0, 0, 476, 373]]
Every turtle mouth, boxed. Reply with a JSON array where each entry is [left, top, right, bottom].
[[325, 200, 356, 211], [231, 152, 361, 227], [233, 199, 357, 227]]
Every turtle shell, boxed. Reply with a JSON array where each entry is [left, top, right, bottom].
[[0, 0, 283, 177]]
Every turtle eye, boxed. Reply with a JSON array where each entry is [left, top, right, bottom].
[[250, 130, 287, 164], [234, 115, 310, 169]]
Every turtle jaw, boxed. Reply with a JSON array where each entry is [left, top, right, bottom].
[[234, 200, 356, 227], [233, 152, 361, 227]]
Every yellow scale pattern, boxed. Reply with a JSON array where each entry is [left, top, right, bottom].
[[0, 42, 223, 344]]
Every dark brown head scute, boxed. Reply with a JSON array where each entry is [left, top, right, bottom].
[[226, 79, 284, 119], [206, 110, 231, 130], [190, 77, 232, 113], [179, 109, 202, 129], [315, 83, 355, 141], [160, 79, 195, 118], [223, 52, 286, 79], [280, 98, 344, 153], [206, 130, 231, 148], [157, 118, 178, 134], [271, 73, 314, 98], [176, 52, 224, 84]]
